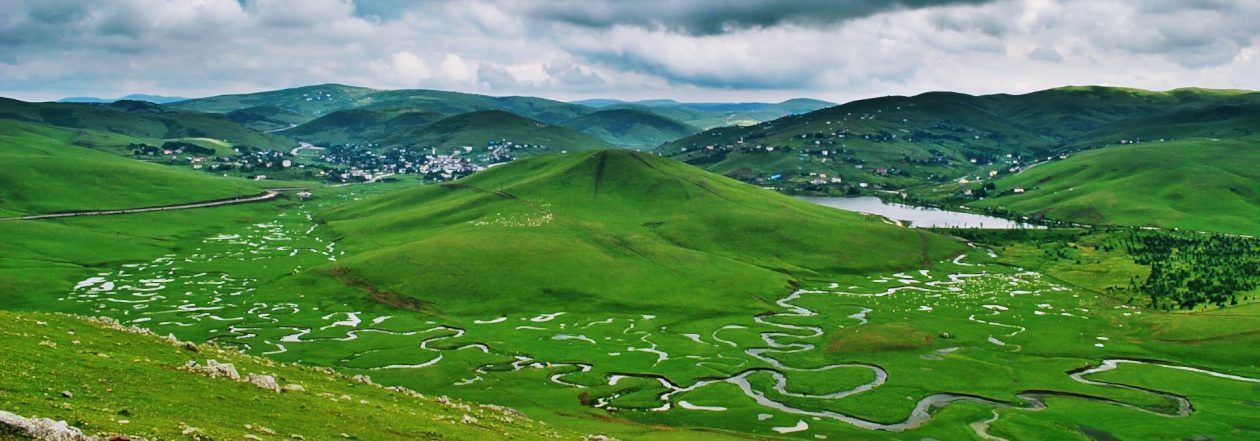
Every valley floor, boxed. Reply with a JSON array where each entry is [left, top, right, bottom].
[[4, 186, 1258, 440]]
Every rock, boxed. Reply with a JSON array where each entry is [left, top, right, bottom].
[[0, 409, 94, 441], [247, 374, 280, 392], [582, 436, 620, 441], [460, 414, 479, 425], [61, 390, 73, 398], [185, 359, 240, 380], [182, 341, 199, 352], [282, 383, 305, 393], [939, 332, 954, 339], [245, 424, 276, 435], [206, 359, 239, 380], [350, 374, 374, 385], [289, 435, 305, 440], [244, 435, 262, 440]]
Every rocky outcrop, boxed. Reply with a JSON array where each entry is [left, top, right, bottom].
[[0, 410, 94, 441], [184, 359, 240, 380]]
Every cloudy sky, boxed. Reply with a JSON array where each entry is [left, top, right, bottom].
[[2, 0, 1258, 103]]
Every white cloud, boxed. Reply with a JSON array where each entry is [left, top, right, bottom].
[[0, 0, 1257, 103]]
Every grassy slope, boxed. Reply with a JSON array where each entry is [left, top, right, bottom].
[[660, 87, 1260, 187], [390, 110, 615, 151], [0, 310, 567, 440], [321, 150, 961, 317], [225, 105, 307, 131], [172, 84, 596, 125], [973, 138, 1260, 235], [560, 108, 699, 150], [0, 120, 262, 216], [0, 98, 290, 150], [282, 108, 446, 146]]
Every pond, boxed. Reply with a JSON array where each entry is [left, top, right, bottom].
[[798, 196, 1037, 229]]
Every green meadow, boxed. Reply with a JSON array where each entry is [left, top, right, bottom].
[[3, 149, 1257, 439], [973, 138, 1260, 235]]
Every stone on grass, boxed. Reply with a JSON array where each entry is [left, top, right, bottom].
[[247, 374, 280, 392], [0, 409, 94, 441]]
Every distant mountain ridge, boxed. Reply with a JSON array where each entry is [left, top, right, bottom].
[[169, 84, 833, 147], [59, 94, 189, 104]]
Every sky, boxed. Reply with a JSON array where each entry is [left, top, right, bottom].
[[1, 0, 1258, 103]]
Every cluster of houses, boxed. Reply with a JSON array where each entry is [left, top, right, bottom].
[[314, 139, 560, 183], [132, 142, 300, 178]]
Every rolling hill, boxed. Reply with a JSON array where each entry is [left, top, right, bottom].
[[172, 84, 831, 147], [0, 119, 262, 217], [225, 105, 307, 132], [282, 108, 447, 146], [969, 137, 1260, 235], [171, 83, 596, 125], [558, 108, 699, 149], [286, 109, 615, 153], [659, 86, 1260, 190], [0, 98, 291, 150], [320, 149, 961, 317]]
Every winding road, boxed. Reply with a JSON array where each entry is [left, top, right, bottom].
[[0, 190, 283, 221]]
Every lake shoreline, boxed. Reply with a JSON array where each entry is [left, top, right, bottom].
[[798, 196, 1041, 229]]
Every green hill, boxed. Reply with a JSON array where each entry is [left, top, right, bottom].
[[395, 110, 615, 152], [0, 98, 290, 150], [171, 84, 596, 125], [225, 105, 307, 132], [970, 137, 1260, 235], [282, 108, 446, 146], [321, 149, 961, 317], [559, 108, 699, 149], [0, 310, 564, 440], [169, 84, 379, 118], [0, 119, 261, 217], [660, 86, 1260, 190]]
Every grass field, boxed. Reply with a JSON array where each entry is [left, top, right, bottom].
[[0, 309, 567, 440], [972, 138, 1260, 235], [18, 195, 1259, 439], [0, 120, 263, 217], [320, 150, 961, 318], [3, 146, 1260, 439]]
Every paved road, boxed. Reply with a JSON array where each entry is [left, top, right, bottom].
[[0, 190, 282, 221], [290, 142, 326, 156]]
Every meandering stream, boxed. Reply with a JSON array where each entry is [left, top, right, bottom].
[[62, 203, 1260, 437]]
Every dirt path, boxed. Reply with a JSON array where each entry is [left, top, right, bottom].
[[1, 190, 283, 221]]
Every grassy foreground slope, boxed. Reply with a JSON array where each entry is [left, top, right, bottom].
[[0, 310, 566, 440], [322, 150, 961, 317], [974, 138, 1260, 235], [0, 120, 261, 217]]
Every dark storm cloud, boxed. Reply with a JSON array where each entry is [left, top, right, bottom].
[[520, 0, 997, 35]]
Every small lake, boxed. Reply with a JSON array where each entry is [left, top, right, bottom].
[[798, 196, 1037, 229]]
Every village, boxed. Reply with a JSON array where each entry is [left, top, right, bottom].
[[130, 138, 563, 184]]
